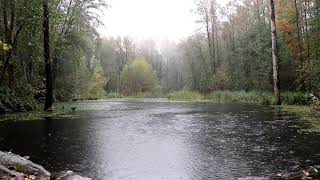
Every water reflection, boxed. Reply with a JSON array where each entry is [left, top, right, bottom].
[[0, 100, 319, 179]]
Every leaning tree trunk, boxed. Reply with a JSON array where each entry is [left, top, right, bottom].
[[270, 0, 281, 105], [43, 0, 53, 111]]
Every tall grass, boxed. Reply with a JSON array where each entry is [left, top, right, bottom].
[[205, 91, 273, 105], [128, 92, 164, 98], [105, 92, 164, 99], [168, 91, 204, 101], [105, 92, 122, 98], [168, 90, 318, 105], [105, 90, 318, 106], [281, 92, 318, 105]]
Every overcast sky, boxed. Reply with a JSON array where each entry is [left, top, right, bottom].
[[98, 0, 228, 41]]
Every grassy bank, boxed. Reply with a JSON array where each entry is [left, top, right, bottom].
[[104, 92, 165, 99], [0, 102, 91, 122], [167, 91, 204, 101], [167, 90, 272, 104], [104, 90, 319, 106], [205, 91, 272, 105], [167, 90, 319, 106]]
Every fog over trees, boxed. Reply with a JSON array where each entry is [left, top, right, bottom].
[[99, 0, 320, 100]]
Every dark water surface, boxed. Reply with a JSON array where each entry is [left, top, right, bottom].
[[0, 99, 319, 179]]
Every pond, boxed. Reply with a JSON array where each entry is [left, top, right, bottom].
[[0, 99, 319, 179]]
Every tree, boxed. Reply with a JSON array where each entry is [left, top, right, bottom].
[[0, 0, 20, 87], [270, 0, 281, 105], [120, 59, 157, 95], [84, 65, 107, 99], [43, 0, 53, 111], [195, 0, 219, 76], [0, 0, 108, 113]]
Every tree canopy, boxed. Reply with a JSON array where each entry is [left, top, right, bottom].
[[120, 59, 157, 96], [0, 0, 320, 112]]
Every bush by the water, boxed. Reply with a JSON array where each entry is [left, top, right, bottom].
[[281, 92, 318, 105], [168, 91, 204, 101], [0, 87, 37, 114]]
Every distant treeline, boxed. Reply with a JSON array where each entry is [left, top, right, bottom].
[[0, 0, 319, 112], [99, 0, 320, 99]]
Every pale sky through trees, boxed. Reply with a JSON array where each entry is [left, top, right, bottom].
[[99, 0, 228, 41]]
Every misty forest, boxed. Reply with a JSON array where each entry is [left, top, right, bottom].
[[0, 0, 320, 179]]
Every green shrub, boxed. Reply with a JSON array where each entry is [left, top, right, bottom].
[[261, 94, 272, 105], [120, 59, 157, 95], [281, 92, 317, 105], [0, 86, 38, 114], [168, 91, 204, 101]]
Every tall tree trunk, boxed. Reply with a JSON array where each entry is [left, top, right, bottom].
[[1, 0, 10, 85], [196, 43, 210, 90], [43, 0, 53, 111], [214, 21, 220, 68], [8, 0, 16, 88], [294, 0, 304, 64], [205, 9, 214, 75], [294, 0, 306, 91], [210, 0, 217, 73], [270, 0, 281, 105], [304, 0, 310, 60], [229, 20, 236, 88]]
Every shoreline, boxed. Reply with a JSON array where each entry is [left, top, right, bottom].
[[0, 98, 318, 122]]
